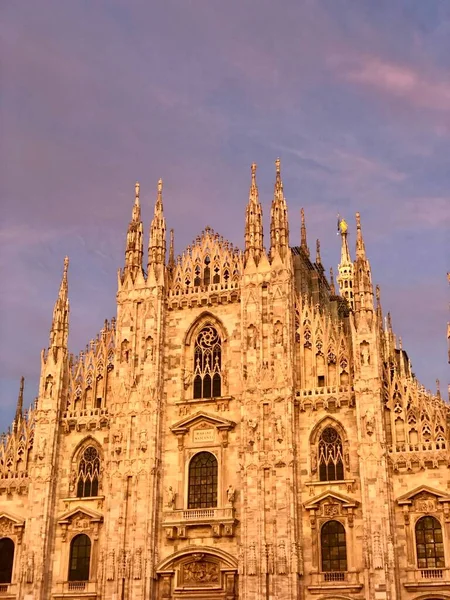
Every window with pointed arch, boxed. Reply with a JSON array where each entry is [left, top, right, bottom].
[[0, 538, 14, 583], [415, 516, 445, 569], [193, 326, 222, 399], [318, 427, 344, 481], [188, 452, 218, 509], [76, 446, 100, 498], [321, 520, 347, 572], [68, 534, 91, 581]]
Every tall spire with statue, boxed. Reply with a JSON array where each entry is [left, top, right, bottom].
[[148, 178, 167, 277], [270, 158, 289, 261], [124, 181, 144, 279], [337, 215, 354, 309], [244, 163, 264, 265]]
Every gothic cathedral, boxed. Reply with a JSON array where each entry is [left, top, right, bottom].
[[1, 161, 449, 600]]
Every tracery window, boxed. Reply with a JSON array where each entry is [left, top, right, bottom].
[[0, 537, 14, 583], [193, 326, 222, 399], [318, 427, 344, 481], [68, 534, 91, 581], [321, 520, 347, 572], [188, 451, 218, 509], [415, 516, 445, 569], [76, 446, 100, 498]]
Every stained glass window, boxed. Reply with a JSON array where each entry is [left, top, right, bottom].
[[193, 326, 222, 399], [318, 427, 344, 481], [76, 446, 100, 498]]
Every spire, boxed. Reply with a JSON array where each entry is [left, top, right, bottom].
[[49, 257, 70, 351], [329, 267, 336, 295], [14, 377, 24, 429], [353, 212, 373, 314], [168, 228, 175, 269], [300, 208, 310, 257], [270, 158, 290, 261], [355, 212, 367, 259], [315, 239, 322, 265], [148, 178, 167, 273], [336, 215, 354, 309], [124, 181, 144, 278], [244, 162, 264, 265]]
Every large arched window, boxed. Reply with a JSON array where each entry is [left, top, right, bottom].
[[68, 534, 91, 581], [318, 427, 344, 481], [188, 452, 218, 509], [321, 520, 347, 572], [193, 326, 222, 399], [415, 516, 445, 569], [0, 538, 14, 583], [77, 446, 100, 498]]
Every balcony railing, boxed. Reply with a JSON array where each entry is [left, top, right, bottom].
[[68, 581, 87, 591], [0, 585, 9, 594], [404, 567, 450, 589], [323, 572, 345, 582], [164, 506, 235, 524]]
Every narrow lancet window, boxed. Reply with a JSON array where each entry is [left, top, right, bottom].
[[318, 427, 344, 481], [76, 446, 100, 497]]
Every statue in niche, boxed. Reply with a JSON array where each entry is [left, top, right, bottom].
[[226, 485, 235, 505], [45, 376, 53, 397], [37, 437, 46, 461], [139, 430, 147, 452], [120, 340, 130, 364], [166, 486, 176, 509], [247, 418, 258, 445], [275, 416, 284, 442], [365, 410, 375, 436], [25, 552, 34, 583], [247, 324, 257, 350], [274, 321, 283, 345], [360, 341, 370, 366], [145, 336, 154, 361]]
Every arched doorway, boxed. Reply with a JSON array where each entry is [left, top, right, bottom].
[[156, 547, 237, 599]]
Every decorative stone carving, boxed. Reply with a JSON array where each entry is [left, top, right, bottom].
[[145, 336, 154, 361], [414, 492, 436, 512], [182, 559, 219, 584], [0, 517, 13, 535], [373, 529, 383, 569], [36, 436, 46, 461], [277, 541, 287, 574], [106, 549, 115, 580], [248, 542, 257, 575], [25, 551, 34, 583], [323, 502, 340, 517], [273, 321, 283, 345]]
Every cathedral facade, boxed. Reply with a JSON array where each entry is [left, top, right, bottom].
[[0, 161, 449, 600]]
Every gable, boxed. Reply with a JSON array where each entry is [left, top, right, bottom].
[[171, 411, 235, 435], [57, 506, 103, 525], [397, 485, 450, 507], [304, 490, 358, 511]]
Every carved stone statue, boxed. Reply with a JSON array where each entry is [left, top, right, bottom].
[[247, 419, 258, 445], [360, 341, 370, 366], [275, 417, 284, 442], [274, 321, 283, 345], [145, 336, 154, 361], [167, 486, 176, 509], [226, 485, 235, 505], [247, 325, 257, 350]]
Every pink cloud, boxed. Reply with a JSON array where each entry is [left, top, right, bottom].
[[334, 55, 450, 113]]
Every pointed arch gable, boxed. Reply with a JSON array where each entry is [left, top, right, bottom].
[[310, 415, 348, 445], [71, 435, 103, 463], [184, 312, 229, 346]]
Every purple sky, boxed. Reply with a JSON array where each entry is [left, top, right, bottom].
[[1, 1, 449, 431]]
